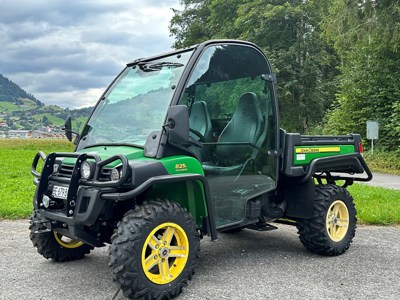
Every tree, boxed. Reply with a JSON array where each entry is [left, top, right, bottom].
[[170, 0, 339, 133], [42, 115, 52, 126], [322, 0, 400, 151], [169, 0, 213, 49]]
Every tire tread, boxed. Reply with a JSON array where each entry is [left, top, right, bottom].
[[296, 184, 357, 256], [108, 200, 200, 300], [29, 210, 93, 262]]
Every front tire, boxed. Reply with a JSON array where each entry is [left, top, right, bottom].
[[108, 200, 200, 300], [296, 184, 356, 256], [29, 210, 93, 261]]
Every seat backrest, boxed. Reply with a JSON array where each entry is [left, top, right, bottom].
[[216, 92, 263, 162], [189, 101, 213, 142]]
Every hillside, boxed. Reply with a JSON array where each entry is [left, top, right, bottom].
[[0, 74, 92, 133], [0, 74, 43, 106]]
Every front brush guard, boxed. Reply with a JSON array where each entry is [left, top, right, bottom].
[[31, 151, 129, 221]]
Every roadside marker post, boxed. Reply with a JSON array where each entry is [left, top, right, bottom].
[[366, 120, 379, 155]]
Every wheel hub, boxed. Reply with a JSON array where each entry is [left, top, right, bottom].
[[326, 200, 350, 242], [159, 247, 170, 259], [141, 222, 189, 284]]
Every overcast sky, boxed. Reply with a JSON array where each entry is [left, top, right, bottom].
[[0, 0, 181, 108]]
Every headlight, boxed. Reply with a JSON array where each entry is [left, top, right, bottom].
[[53, 164, 60, 174], [110, 168, 120, 181], [42, 195, 50, 208], [80, 161, 93, 179]]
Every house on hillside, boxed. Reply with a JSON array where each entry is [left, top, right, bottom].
[[31, 130, 51, 139], [31, 129, 66, 139], [8, 130, 31, 138]]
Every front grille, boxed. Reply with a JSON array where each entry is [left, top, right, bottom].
[[55, 164, 112, 181], [58, 164, 74, 178], [99, 168, 112, 181]]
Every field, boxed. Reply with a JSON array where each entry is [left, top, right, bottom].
[[0, 139, 73, 218], [0, 139, 399, 225], [0, 99, 36, 113]]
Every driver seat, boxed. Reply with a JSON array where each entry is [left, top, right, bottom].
[[203, 92, 263, 174], [189, 101, 213, 142], [189, 101, 213, 162]]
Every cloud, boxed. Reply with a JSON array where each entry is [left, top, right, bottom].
[[0, 0, 181, 108]]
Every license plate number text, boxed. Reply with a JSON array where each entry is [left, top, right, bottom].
[[52, 186, 69, 200]]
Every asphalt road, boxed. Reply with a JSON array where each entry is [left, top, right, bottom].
[[1, 220, 399, 300], [363, 172, 400, 190]]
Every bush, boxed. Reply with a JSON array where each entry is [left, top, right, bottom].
[[364, 150, 400, 175]]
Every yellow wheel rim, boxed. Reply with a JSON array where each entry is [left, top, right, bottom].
[[53, 231, 84, 249], [141, 222, 189, 285], [326, 200, 349, 242]]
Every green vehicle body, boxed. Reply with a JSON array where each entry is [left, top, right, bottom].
[[30, 39, 372, 299], [60, 146, 208, 227]]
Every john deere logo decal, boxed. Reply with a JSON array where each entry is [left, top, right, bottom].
[[295, 147, 341, 154], [175, 163, 187, 172]]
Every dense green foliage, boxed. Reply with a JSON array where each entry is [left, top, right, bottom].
[[364, 151, 400, 175], [0, 139, 73, 219], [169, 0, 400, 153], [322, 0, 400, 151], [171, 0, 339, 133]]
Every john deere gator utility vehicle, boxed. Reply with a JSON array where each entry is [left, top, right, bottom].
[[30, 40, 372, 299]]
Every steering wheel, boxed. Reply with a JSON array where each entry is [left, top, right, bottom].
[[189, 128, 206, 143]]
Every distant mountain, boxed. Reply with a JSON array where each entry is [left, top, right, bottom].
[[0, 74, 43, 106], [0, 74, 92, 132]]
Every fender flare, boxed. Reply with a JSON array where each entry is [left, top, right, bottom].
[[101, 174, 218, 241]]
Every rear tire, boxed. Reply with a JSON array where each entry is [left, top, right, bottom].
[[29, 210, 93, 261], [296, 184, 356, 256], [108, 200, 200, 300]]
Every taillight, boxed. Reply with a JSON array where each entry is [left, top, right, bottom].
[[358, 142, 364, 154]]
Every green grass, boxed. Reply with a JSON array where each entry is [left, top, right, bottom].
[[0, 101, 20, 112], [0, 99, 37, 112], [0, 139, 399, 225], [31, 113, 86, 131], [348, 184, 400, 225], [0, 139, 73, 219], [33, 113, 65, 126], [20, 98, 37, 107]]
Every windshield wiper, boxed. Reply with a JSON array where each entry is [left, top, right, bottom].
[[138, 61, 184, 72], [83, 142, 144, 150]]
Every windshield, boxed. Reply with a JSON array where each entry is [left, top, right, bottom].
[[79, 50, 193, 148]]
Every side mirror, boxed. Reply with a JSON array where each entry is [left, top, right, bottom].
[[63, 116, 80, 143], [64, 116, 73, 141], [166, 105, 189, 145]]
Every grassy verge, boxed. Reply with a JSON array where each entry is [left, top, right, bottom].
[[364, 150, 400, 175], [348, 184, 400, 225], [0, 139, 73, 219], [0, 139, 399, 225]]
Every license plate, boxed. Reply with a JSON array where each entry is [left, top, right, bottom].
[[52, 186, 69, 200]]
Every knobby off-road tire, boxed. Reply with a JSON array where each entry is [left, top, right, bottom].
[[296, 184, 356, 256], [29, 210, 93, 262], [108, 200, 200, 300]]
